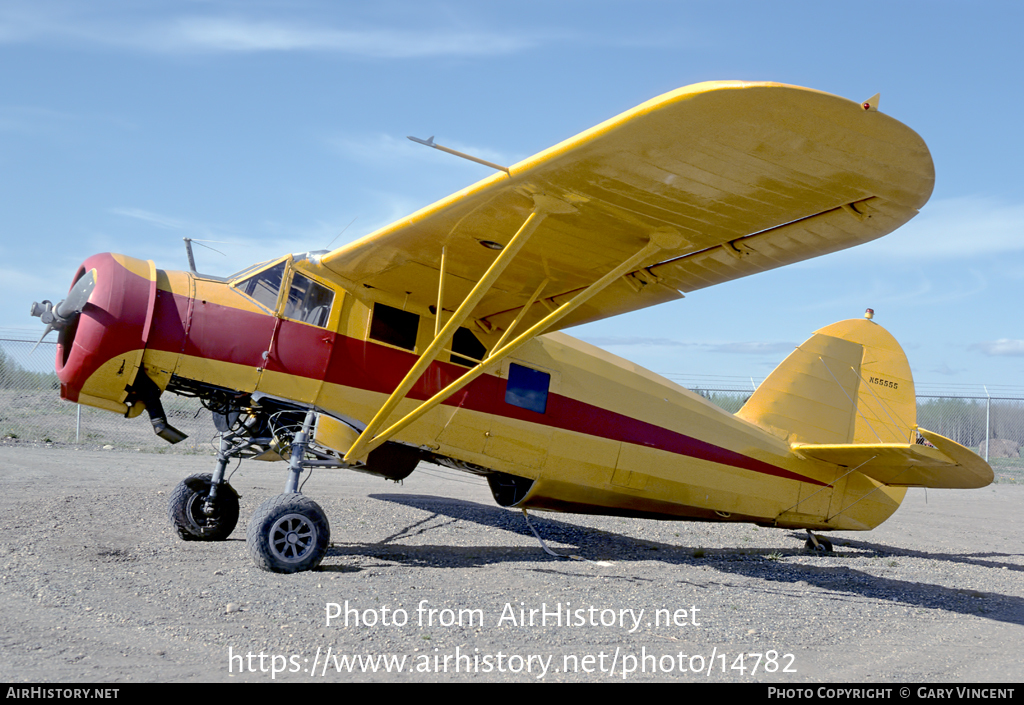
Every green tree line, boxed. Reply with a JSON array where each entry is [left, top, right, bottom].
[[917, 396, 1024, 447], [695, 390, 1024, 448], [0, 347, 60, 390]]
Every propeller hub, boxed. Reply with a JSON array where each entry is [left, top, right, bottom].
[[30, 269, 97, 336]]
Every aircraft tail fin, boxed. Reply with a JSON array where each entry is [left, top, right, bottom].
[[737, 316, 917, 446], [737, 316, 993, 488]]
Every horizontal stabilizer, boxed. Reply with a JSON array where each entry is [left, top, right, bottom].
[[792, 428, 993, 489]]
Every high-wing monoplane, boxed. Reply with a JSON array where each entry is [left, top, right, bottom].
[[31, 81, 993, 573]]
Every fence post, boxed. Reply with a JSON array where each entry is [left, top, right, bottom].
[[76, 404, 81, 443], [984, 386, 991, 463]]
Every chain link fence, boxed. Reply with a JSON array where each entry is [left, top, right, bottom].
[[666, 374, 1024, 484], [2, 339, 1022, 481], [0, 339, 215, 454]]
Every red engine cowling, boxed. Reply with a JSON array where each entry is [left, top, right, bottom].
[[55, 253, 177, 416]]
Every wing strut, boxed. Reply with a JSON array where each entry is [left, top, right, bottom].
[[344, 195, 571, 463], [491, 277, 549, 352], [435, 245, 448, 337], [343, 225, 680, 463]]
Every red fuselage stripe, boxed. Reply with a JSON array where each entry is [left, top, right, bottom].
[[141, 284, 825, 487]]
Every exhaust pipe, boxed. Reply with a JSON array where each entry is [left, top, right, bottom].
[[128, 374, 188, 444]]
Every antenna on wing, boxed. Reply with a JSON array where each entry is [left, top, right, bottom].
[[407, 135, 510, 174], [326, 216, 358, 250], [183, 237, 228, 272]]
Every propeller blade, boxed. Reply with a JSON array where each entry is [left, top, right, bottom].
[[55, 268, 97, 320], [29, 268, 98, 350], [30, 324, 56, 354]]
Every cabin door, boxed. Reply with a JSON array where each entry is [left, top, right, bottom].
[[256, 266, 336, 405]]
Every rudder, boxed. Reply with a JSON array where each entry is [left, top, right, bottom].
[[737, 317, 917, 446]]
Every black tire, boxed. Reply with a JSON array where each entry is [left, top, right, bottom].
[[804, 536, 834, 553], [247, 494, 331, 573], [168, 473, 240, 541]]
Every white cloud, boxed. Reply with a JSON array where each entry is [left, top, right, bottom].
[[708, 341, 796, 355], [109, 207, 197, 231], [579, 336, 795, 356], [0, 5, 538, 58], [108, 207, 242, 251], [580, 336, 690, 348], [161, 18, 533, 57], [971, 339, 1024, 357], [854, 195, 1024, 261], [792, 266, 989, 314], [0, 265, 58, 292], [0, 105, 135, 138], [328, 132, 518, 172], [107, 205, 390, 274], [930, 362, 967, 376], [0, 106, 70, 134]]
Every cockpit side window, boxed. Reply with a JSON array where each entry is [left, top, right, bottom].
[[451, 327, 486, 367], [283, 272, 334, 328], [236, 262, 286, 311], [369, 303, 419, 351]]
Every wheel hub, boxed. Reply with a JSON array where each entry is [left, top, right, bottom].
[[186, 492, 218, 532], [268, 513, 317, 563]]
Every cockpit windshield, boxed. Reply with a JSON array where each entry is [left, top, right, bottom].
[[228, 259, 274, 282], [234, 261, 334, 328], [235, 262, 286, 311]]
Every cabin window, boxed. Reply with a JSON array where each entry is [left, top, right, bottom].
[[451, 327, 486, 367], [369, 303, 419, 351], [283, 273, 334, 327], [505, 363, 550, 414], [236, 262, 286, 310]]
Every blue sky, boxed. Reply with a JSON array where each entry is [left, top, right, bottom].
[[2, 1, 1022, 395]]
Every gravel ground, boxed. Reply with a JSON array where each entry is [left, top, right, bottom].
[[1, 441, 1021, 683]]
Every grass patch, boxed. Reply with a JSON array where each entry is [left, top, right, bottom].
[[990, 458, 1024, 485]]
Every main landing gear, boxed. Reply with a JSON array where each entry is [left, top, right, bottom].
[[245, 408, 335, 573], [804, 530, 834, 553], [168, 401, 351, 574], [247, 493, 330, 573], [168, 473, 240, 541], [168, 406, 265, 543]]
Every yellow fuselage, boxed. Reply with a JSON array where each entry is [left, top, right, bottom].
[[58, 252, 905, 533]]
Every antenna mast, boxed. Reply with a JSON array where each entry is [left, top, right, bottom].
[[407, 136, 510, 174]]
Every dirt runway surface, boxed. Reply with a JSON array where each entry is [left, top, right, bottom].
[[1, 443, 1021, 683]]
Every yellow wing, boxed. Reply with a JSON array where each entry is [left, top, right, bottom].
[[319, 80, 934, 333]]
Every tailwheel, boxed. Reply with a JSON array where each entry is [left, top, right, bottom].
[[168, 473, 240, 541], [804, 530, 833, 553], [247, 494, 331, 573]]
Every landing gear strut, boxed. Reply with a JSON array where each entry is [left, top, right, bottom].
[[246, 408, 336, 573], [247, 493, 330, 573], [804, 530, 834, 553], [167, 398, 280, 542], [168, 396, 398, 573], [168, 472, 240, 540]]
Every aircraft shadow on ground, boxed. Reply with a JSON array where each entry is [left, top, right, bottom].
[[319, 493, 1024, 627]]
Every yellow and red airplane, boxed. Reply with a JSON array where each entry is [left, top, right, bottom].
[[31, 81, 993, 573]]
